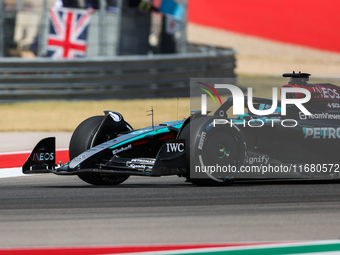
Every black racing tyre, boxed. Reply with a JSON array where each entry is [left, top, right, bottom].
[[69, 115, 130, 186], [179, 116, 246, 186], [69, 116, 103, 160]]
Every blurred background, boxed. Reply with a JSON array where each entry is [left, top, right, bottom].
[[1, 0, 339, 74], [0, 0, 339, 130], [1, 2, 340, 251]]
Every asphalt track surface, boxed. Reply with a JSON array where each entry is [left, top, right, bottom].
[[0, 174, 340, 248], [1, 133, 340, 248]]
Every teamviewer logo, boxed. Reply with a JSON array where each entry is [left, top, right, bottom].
[[299, 111, 307, 120]]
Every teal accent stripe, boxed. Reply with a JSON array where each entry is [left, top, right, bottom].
[[171, 243, 340, 255], [109, 127, 170, 149], [172, 124, 182, 129]]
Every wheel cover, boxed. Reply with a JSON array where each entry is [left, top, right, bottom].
[[191, 119, 247, 183]]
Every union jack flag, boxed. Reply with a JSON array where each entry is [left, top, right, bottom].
[[47, 8, 91, 59]]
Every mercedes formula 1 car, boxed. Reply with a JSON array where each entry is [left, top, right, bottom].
[[23, 72, 340, 185]]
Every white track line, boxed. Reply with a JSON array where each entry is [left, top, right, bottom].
[[0, 167, 26, 179], [0, 149, 69, 178]]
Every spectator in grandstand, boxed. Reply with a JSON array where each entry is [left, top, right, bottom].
[[85, 0, 99, 10], [62, 0, 80, 8], [128, 0, 159, 12]]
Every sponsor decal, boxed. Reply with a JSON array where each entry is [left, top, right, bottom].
[[126, 158, 155, 171], [126, 163, 153, 171], [128, 158, 155, 164], [312, 86, 340, 99], [166, 142, 184, 153], [328, 103, 340, 109], [112, 144, 132, 154], [299, 111, 340, 120], [31, 152, 54, 161], [198, 132, 206, 150], [303, 127, 340, 139]]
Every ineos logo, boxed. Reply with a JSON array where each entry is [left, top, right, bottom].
[[32, 152, 54, 161], [166, 143, 184, 152]]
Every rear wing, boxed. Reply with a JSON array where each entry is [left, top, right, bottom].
[[22, 137, 56, 174]]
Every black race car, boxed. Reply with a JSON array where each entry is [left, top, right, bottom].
[[23, 72, 340, 185]]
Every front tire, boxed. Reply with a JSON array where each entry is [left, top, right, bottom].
[[69, 115, 130, 186], [179, 116, 246, 186]]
